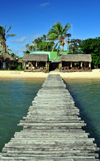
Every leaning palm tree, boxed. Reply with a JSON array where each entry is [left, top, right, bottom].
[[47, 22, 72, 63], [0, 25, 16, 54]]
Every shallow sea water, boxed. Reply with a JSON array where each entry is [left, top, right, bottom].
[[64, 78, 100, 150], [0, 78, 44, 152], [0, 78, 100, 155]]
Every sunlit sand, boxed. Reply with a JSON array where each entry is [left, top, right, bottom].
[[0, 69, 100, 79]]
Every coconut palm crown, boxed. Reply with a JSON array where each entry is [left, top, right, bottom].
[[0, 25, 16, 54], [47, 22, 72, 62]]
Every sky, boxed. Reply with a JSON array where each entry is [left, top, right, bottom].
[[0, 0, 100, 57]]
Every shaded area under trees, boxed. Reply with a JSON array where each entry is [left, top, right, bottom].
[[80, 37, 100, 68]]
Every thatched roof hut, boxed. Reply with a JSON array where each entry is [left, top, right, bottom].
[[23, 54, 49, 62], [2, 54, 15, 62], [60, 54, 92, 62]]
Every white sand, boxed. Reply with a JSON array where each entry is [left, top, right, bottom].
[[0, 69, 100, 79]]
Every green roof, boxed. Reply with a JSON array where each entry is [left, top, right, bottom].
[[49, 52, 69, 61], [30, 51, 71, 61]]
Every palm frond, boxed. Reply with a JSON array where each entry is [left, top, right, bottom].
[[8, 48, 12, 52], [63, 23, 69, 32], [47, 39, 54, 43], [5, 24, 13, 35], [47, 22, 71, 55], [48, 34, 58, 40], [0, 25, 16, 54], [0, 26, 5, 36], [47, 29, 58, 41], [54, 22, 63, 34], [48, 29, 58, 36], [6, 34, 17, 39], [66, 33, 71, 37], [63, 25, 72, 34]]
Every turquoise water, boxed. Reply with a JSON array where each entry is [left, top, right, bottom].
[[0, 78, 100, 154], [0, 78, 44, 152], [64, 79, 100, 150]]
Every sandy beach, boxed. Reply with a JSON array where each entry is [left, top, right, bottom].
[[0, 69, 100, 79]]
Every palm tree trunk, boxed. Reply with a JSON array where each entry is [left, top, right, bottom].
[[51, 46, 64, 63], [1, 39, 6, 54], [52, 42, 58, 52]]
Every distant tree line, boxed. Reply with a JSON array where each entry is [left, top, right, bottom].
[[24, 31, 100, 68], [80, 37, 100, 68], [24, 22, 72, 63], [23, 34, 55, 54], [67, 37, 100, 68], [0, 23, 100, 69]]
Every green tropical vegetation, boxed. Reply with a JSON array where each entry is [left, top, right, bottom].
[[0, 25, 23, 71], [8, 61, 23, 70], [24, 34, 55, 54], [47, 22, 72, 62], [1, 23, 100, 70], [80, 37, 100, 68], [8, 53, 23, 70], [0, 25, 16, 54], [68, 39, 83, 54], [23, 20, 100, 69]]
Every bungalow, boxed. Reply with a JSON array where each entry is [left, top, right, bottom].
[[60, 54, 92, 70], [0, 54, 15, 69], [23, 52, 92, 71], [23, 51, 69, 71], [23, 53, 49, 70]]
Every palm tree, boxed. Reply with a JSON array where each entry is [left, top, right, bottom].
[[0, 25, 16, 54], [47, 22, 72, 63]]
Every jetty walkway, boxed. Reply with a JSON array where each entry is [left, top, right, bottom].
[[0, 74, 99, 161]]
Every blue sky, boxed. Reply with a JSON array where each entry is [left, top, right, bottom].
[[0, 0, 100, 57]]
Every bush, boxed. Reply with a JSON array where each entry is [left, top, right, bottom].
[[9, 62, 23, 71], [17, 64, 22, 70]]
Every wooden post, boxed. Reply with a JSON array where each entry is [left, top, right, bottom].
[[46, 62, 47, 69], [23, 61, 26, 69], [61, 61, 62, 70], [70, 62, 72, 69], [89, 62, 91, 69], [36, 61, 37, 68], [80, 62, 83, 68]]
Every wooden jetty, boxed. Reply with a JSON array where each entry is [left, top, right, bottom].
[[0, 74, 99, 161]]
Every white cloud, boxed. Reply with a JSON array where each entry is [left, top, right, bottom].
[[11, 36, 26, 43], [17, 46, 26, 52], [32, 34, 42, 39], [26, 34, 42, 44], [10, 46, 26, 57], [10, 34, 43, 56], [40, 2, 49, 7]]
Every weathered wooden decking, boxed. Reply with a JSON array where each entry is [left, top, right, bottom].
[[0, 74, 99, 161]]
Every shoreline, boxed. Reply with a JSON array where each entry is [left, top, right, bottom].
[[0, 69, 100, 79]]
